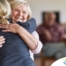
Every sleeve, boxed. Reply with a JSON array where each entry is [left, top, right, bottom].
[[16, 18, 37, 33], [31, 31, 43, 54], [27, 18, 37, 33]]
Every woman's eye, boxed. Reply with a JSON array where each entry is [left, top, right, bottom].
[[15, 10, 19, 12], [23, 12, 26, 14]]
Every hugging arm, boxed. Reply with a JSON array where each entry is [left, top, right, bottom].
[[17, 21, 43, 52], [1, 18, 38, 50], [31, 31, 43, 54], [16, 18, 37, 50]]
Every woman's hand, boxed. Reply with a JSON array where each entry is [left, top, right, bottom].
[[0, 23, 38, 50], [0, 36, 5, 48], [0, 23, 20, 33]]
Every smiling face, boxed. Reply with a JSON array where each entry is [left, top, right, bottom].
[[11, 3, 29, 22]]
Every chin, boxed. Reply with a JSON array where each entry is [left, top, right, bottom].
[[51, 57, 66, 66]]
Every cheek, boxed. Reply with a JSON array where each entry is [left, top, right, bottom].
[[23, 15, 28, 19], [25, 15, 28, 18], [12, 11, 17, 17], [11, 11, 17, 21], [25, 14, 29, 18]]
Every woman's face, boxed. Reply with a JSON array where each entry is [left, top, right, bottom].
[[11, 4, 28, 22]]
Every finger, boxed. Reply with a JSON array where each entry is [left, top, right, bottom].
[[0, 36, 4, 38], [2, 41, 5, 44], [0, 38, 5, 42], [0, 45, 3, 48], [0, 36, 5, 40], [0, 41, 5, 45], [2, 29, 11, 32], [0, 26, 7, 29], [0, 25, 9, 29]]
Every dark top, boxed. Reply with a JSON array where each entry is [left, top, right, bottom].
[[36, 22, 64, 44], [0, 18, 36, 66]]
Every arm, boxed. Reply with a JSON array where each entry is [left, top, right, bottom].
[[31, 31, 43, 54], [1, 18, 37, 50], [16, 18, 37, 50], [36, 25, 52, 42], [17, 26, 38, 50], [1, 22, 38, 50], [42, 29, 52, 41]]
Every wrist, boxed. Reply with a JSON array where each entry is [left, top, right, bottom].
[[17, 25, 22, 33]]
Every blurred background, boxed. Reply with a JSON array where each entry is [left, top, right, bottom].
[[26, 0, 66, 66], [27, 0, 66, 25]]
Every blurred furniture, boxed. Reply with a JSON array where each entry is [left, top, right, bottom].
[[41, 51, 56, 66]]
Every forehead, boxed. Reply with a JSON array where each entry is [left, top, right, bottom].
[[14, 4, 28, 11], [45, 13, 56, 18]]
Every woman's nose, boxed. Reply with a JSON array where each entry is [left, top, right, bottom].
[[18, 11, 22, 16]]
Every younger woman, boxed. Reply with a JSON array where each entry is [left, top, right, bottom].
[[0, 0, 36, 66]]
